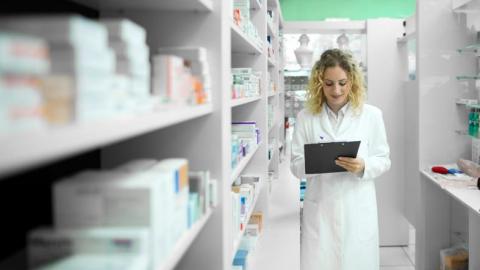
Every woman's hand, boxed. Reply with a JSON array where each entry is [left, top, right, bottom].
[[335, 156, 365, 175]]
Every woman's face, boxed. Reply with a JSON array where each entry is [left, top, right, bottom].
[[322, 66, 351, 110]]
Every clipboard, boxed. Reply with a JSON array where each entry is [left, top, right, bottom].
[[304, 141, 361, 174]]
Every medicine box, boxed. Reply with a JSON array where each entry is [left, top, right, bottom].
[[28, 227, 150, 269]]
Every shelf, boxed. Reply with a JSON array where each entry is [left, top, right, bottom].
[[456, 129, 480, 138], [453, 0, 472, 9], [466, 103, 480, 108], [452, 0, 480, 13], [231, 96, 261, 108], [456, 98, 479, 106], [72, 0, 213, 11], [421, 168, 480, 216], [231, 23, 263, 55], [159, 208, 213, 270], [268, 92, 276, 98], [397, 32, 415, 44], [231, 142, 261, 183], [0, 103, 213, 178], [456, 75, 480, 80], [232, 180, 263, 256], [457, 44, 480, 54]]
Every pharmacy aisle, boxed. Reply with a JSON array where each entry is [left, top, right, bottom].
[[251, 128, 300, 270]]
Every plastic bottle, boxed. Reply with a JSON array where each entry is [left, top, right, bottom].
[[469, 108, 474, 136]]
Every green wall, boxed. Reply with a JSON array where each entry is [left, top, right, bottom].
[[279, 0, 415, 21]]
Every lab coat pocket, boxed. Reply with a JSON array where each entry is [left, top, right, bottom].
[[302, 199, 320, 240], [355, 199, 376, 242]]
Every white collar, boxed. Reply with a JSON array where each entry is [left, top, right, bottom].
[[325, 102, 350, 118]]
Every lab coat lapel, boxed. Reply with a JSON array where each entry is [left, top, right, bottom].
[[336, 106, 355, 138], [318, 109, 336, 141]]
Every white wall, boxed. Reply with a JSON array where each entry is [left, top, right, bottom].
[[367, 18, 409, 246]]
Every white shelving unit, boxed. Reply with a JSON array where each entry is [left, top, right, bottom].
[[231, 96, 262, 107], [229, 0, 284, 267], [0, 0, 284, 269], [413, 0, 480, 269]]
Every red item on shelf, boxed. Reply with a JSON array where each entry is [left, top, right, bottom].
[[432, 166, 449, 174]]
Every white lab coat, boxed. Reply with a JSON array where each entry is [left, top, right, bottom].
[[291, 104, 391, 270]]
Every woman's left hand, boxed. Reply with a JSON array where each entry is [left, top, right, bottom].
[[335, 156, 365, 175]]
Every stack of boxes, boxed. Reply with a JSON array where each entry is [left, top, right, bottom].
[[231, 175, 260, 236], [231, 121, 261, 169], [27, 158, 217, 269], [157, 47, 210, 104], [231, 176, 262, 268], [232, 207, 264, 270], [152, 47, 210, 106], [232, 68, 261, 100], [0, 15, 117, 123], [233, 0, 263, 50], [100, 19, 152, 114], [0, 32, 50, 133]]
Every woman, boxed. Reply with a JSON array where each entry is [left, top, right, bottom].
[[291, 49, 391, 270]]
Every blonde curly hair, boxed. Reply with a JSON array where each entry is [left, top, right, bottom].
[[306, 49, 365, 114]]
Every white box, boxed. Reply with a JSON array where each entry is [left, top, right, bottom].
[[0, 15, 108, 51], [49, 45, 116, 74], [52, 169, 175, 267], [152, 55, 191, 104], [109, 41, 149, 62], [0, 32, 50, 75], [117, 58, 150, 77], [157, 47, 207, 62], [28, 227, 150, 269], [114, 159, 158, 173], [100, 19, 147, 46]]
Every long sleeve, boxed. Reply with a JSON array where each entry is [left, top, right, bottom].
[[290, 111, 317, 180], [360, 109, 391, 180]]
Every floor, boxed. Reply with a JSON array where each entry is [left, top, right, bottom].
[[252, 127, 416, 270]]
